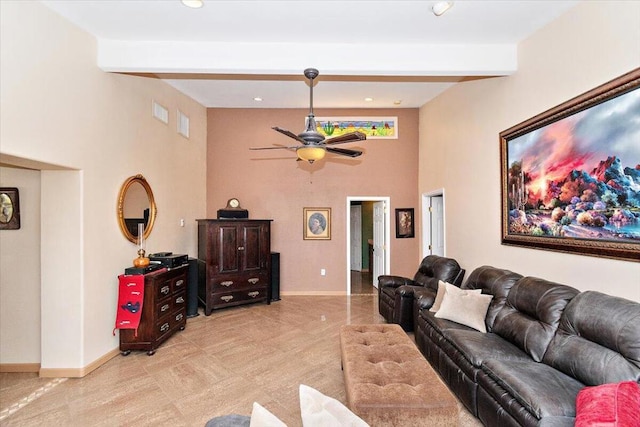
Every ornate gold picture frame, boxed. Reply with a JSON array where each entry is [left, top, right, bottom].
[[303, 207, 331, 240]]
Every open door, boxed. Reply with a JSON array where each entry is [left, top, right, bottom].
[[346, 197, 390, 295], [422, 190, 445, 257], [372, 201, 386, 286], [350, 205, 362, 271]]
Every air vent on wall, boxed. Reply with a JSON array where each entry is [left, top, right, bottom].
[[152, 101, 169, 124], [177, 110, 190, 138]]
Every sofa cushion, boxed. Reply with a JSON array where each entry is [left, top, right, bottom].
[[479, 358, 585, 422], [435, 284, 493, 332], [442, 329, 530, 370], [543, 291, 640, 385], [575, 381, 640, 427], [492, 277, 579, 362], [462, 266, 523, 332]]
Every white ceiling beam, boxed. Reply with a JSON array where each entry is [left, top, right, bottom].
[[97, 40, 517, 77]]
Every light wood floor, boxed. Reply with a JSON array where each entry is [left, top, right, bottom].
[[0, 295, 481, 426], [351, 270, 374, 295]]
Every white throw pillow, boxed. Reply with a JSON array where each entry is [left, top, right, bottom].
[[250, 402, 288, 427], [434, 283, 493, 333], [430, 281, 481, 312], [299, 384, 369, 427]]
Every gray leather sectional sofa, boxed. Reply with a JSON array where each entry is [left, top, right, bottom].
[[411, 265, 640, 426]]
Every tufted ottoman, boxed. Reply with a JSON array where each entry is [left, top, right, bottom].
[[340, 324, 458, 426]]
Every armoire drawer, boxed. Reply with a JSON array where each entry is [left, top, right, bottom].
[[212, 287, 268, 307]]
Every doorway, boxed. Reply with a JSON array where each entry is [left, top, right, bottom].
[[421, 189, 445, 257], [346, 196, 390, 295]]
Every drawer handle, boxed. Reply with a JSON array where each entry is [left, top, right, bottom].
[[161, 304, 170, 312], [220, 281, 233, 287], [176, 279, 184, 286], [248, 278, 259, 284], [175, 313, 184, 322], [175, 296, 185, 304], [238, 246, 245, 251], [221, 295, 234, 302], [248, 291, 259, 298], [161, 285, 170, 295], [160, 323, 170, 332]]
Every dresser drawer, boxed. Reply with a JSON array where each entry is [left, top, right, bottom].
[[172, 308, 186, 329], [155, 279, 173, 300], [173, 276, 186, 294], [156, 318, 172, 339], [156, 297, 173, 320], [173, 292, 186, 312]]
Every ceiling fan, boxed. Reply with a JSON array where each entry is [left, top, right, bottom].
[[250, 68, 366, 164]]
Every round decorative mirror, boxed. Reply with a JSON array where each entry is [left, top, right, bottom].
[[117, 174, 157, 244]]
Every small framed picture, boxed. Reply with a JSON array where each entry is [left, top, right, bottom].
[[395, 208, 414, 238], [303, 207, 331, 240], [0, 187, 21, 230]]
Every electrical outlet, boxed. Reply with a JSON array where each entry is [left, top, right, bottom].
[[180, 218, 185, 227], [321, 268, 326, 276]]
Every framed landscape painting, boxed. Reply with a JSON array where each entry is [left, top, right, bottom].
[[500, 69, 640, 262], [316, 117, 398, 139]]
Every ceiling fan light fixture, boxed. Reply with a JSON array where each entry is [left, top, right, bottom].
[[297, 146, 326, 163], [432, 1, 453, 16]]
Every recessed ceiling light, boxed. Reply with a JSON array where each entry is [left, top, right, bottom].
[[364, 97, 374, 102], [181, 0, 204, 9], [253, 97, 263, 102], [432, 1, 453, 16]]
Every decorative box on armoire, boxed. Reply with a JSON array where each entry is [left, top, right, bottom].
[[119, 265, 188, 356], [197, 219, 272, 315]]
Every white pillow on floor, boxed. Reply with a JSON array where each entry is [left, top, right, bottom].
[[250, 402, 288, 427], [299, 384, 369, 427]]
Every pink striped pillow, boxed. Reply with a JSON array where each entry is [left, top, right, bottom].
[[575, 381, 640, 427]]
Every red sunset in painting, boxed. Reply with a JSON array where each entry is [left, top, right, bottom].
[[506, 86, 640, 244]]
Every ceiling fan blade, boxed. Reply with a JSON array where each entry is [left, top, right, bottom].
[[272, 126, 307, 144], [326, 147, 363, 158], [324, 131, 367, 145], [250, 146, 300, 151]]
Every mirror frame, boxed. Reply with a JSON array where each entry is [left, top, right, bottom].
[[117, 174, 157, 244]]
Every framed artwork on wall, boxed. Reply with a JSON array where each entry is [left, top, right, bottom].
[[500, 69, 640, 262], [316, 117, 398, 139], [0, 187, 20, 230], [304, 207, 331, 240], [395, 208, 414, 238]]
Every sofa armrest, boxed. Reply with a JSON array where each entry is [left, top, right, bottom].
[[378, 275, 416, 288], [414, 288, 437, 310]]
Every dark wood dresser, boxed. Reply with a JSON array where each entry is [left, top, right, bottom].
[[197, 219, 272, 315], [119, 265, 187, 355]]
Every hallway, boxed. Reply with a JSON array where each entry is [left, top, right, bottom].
[[350, 270, 374, 295]]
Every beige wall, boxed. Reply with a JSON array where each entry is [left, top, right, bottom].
[[0, 167, 41, 364], [419, 1, 640, 302], [0, 1, 207, 370], [207, 108, 420, 293]]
